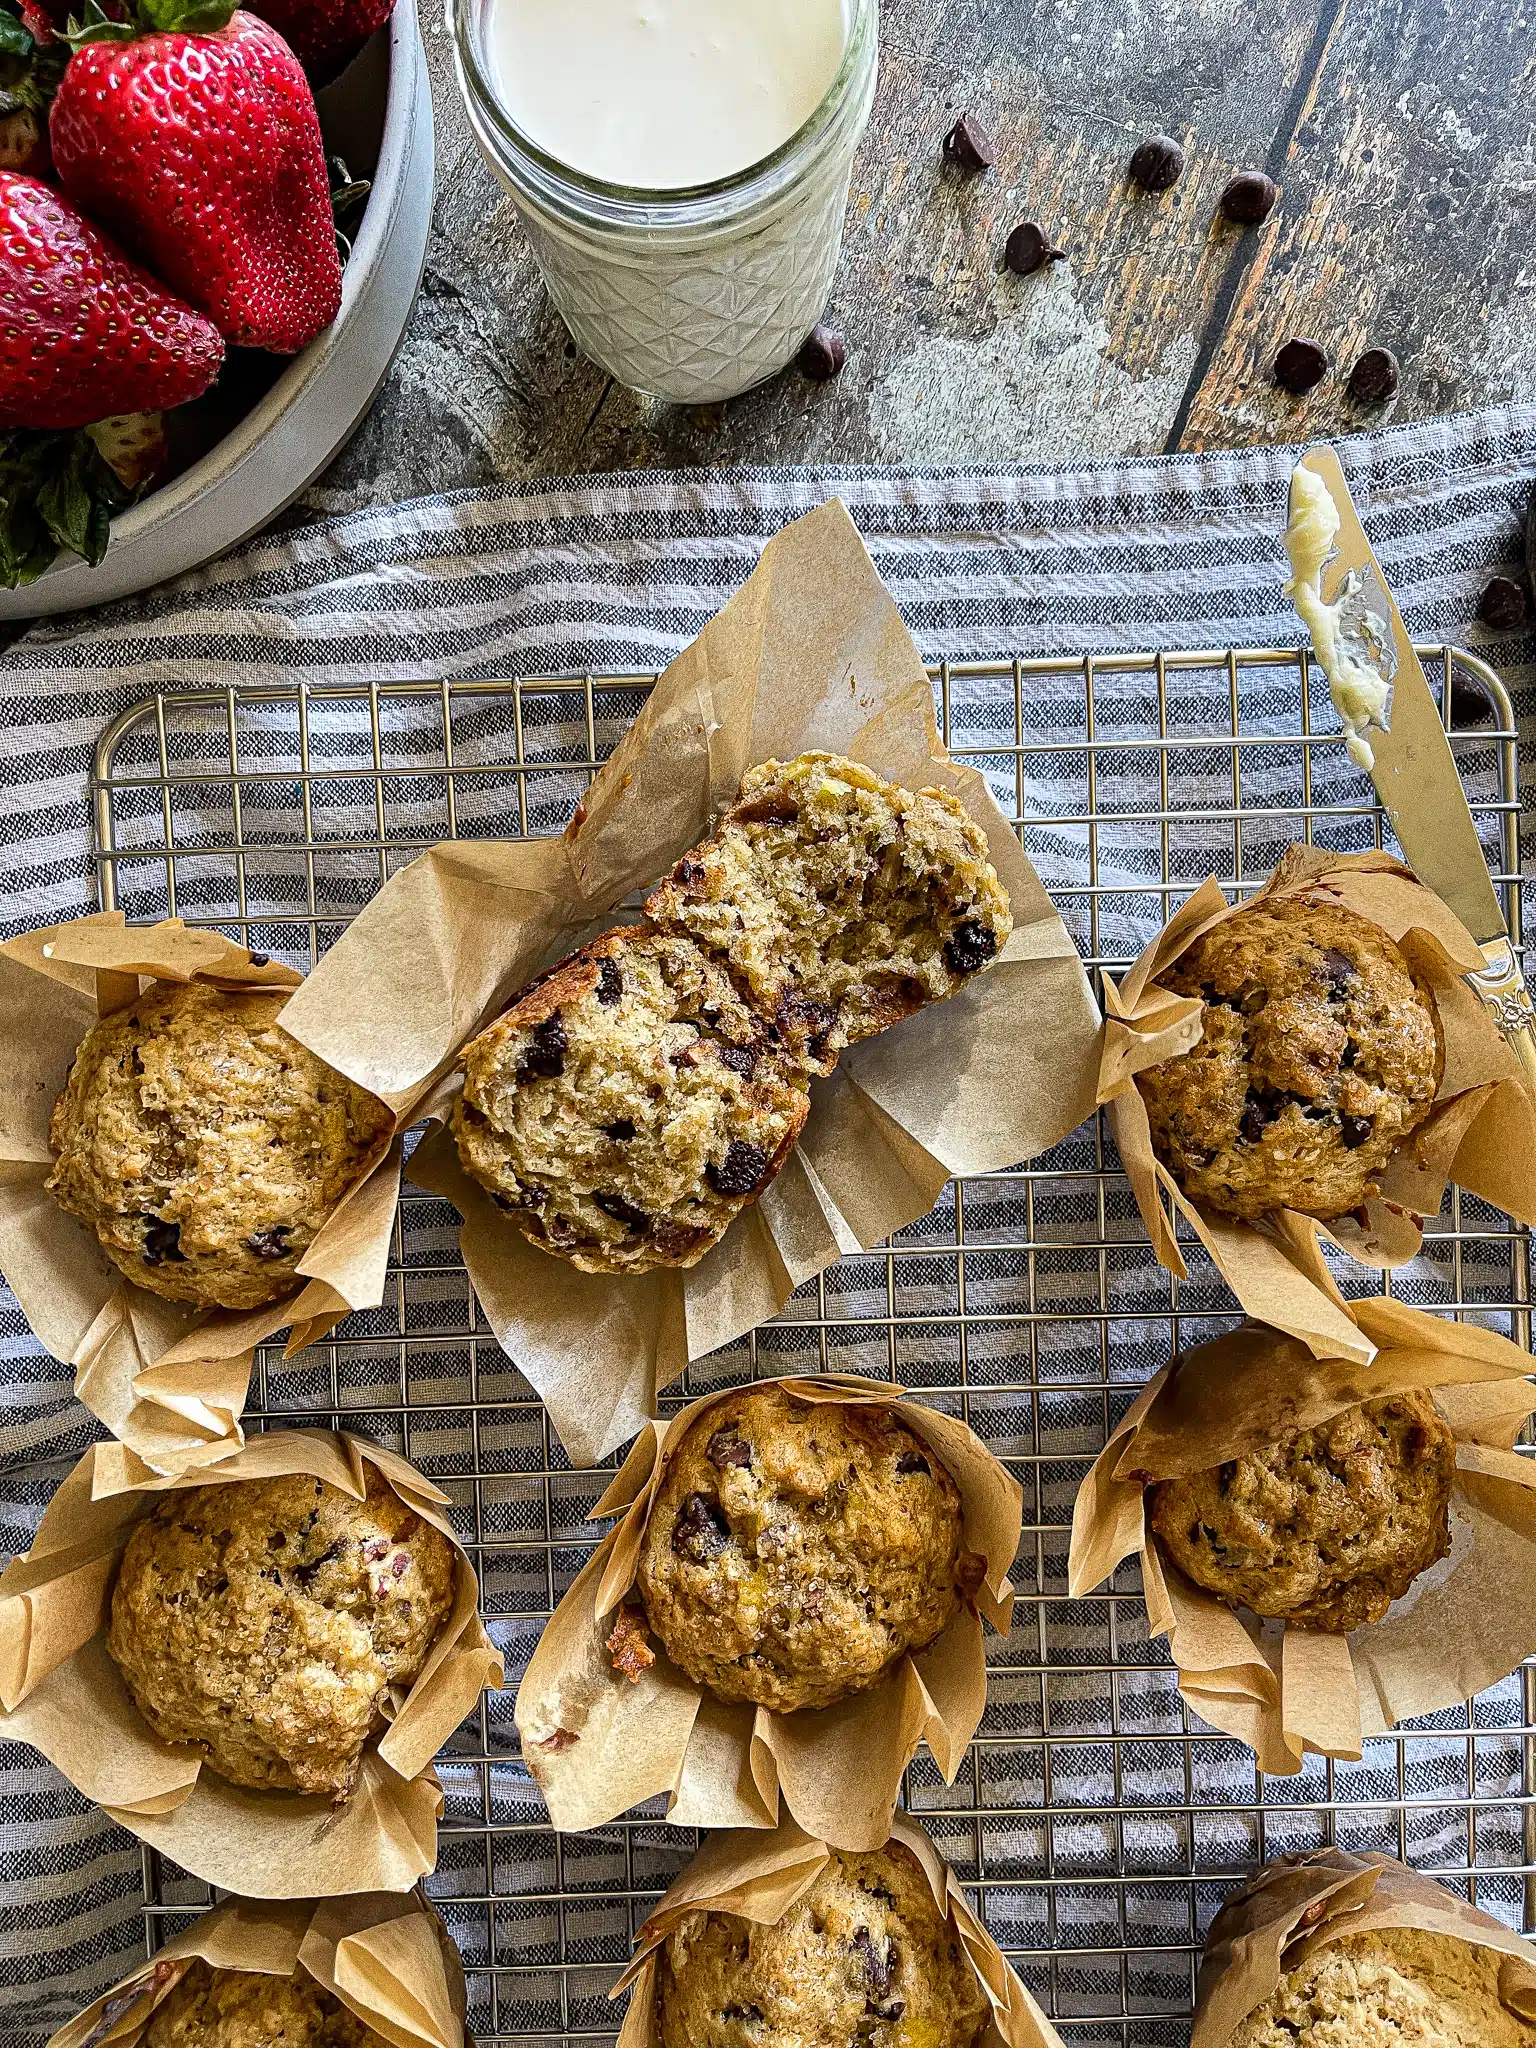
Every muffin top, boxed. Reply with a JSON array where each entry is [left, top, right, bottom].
[[1149, 1389, 1455, 1633], [657, 1843, 989, 2048], [47, 979, 391, 1310], [453, 924, 811, 1274], [107, 1469, 456, 1797], [1135, 895, 1442, 1222], [631, 1385, 976, 1713], [644, 753, 1013, 1074], [145, 1962, 389, 2048], [1231, 1928, 1535, 2048]]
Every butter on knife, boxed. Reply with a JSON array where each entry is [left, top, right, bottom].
[[1283, 464, 1394, 770]]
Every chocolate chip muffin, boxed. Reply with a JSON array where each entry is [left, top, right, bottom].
[[644, 753, 1013, 1074], [628, 1386, 977, 1713], [656, 1841, 988, 2048], [453, 925, 811, 1275], [145, 1962, 389, 2048], [1136, 895, 1442, 1221], [107, 1469, 456, 1797], [1232, 1928, 1535, 2048], [47, 979, 391, 1311], [1148, 1390, 1455, 1633]]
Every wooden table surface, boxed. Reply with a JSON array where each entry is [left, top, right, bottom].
[[308, 0, 1534, 510]]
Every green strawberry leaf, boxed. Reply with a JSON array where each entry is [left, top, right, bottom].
[[60, 0, 137, 44], [0, 428, 130, 586], [0, 10, 33, 60], [64, 0, 234, 38]]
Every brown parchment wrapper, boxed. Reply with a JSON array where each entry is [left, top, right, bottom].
[[611, 1814, 1062, 2048], [47, 1890, 467, 2048], [1193, 1848, 1536, 2048], [1097, 845, 1536, 1359], [1069, 1262, 1536, 1775], [0, 915, 407, 1473], [272, 499, 1103, 1468], [0, 1428, 503, 1894], [515, 1375, 1023, 1849]]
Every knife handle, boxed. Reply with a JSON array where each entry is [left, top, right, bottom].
[[1469, 936, 1536, 1098]]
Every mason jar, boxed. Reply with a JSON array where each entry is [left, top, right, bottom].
[[451, 0, 879, 405]]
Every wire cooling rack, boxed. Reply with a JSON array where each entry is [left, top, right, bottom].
[[90, 644, 1533, 2048]]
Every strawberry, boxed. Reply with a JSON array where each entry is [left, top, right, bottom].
[[50, 3, 341, 353], [245, 0, 393, 86], [0, 0, 66, 174]]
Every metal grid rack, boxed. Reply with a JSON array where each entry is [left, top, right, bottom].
[[90, 643, 1533, 2048]]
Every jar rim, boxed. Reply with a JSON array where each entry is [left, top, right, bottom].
[[452, 0, 877, 217]]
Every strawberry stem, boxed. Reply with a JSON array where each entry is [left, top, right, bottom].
[[62, 0, 234, 47], [0, 427, 129, 585]]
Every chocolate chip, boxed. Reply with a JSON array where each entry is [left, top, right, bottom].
[[1238, 1093, 1279, 1144], [595, 1193, 648, 1232], [1449, 663, 1495, 726], [1321, 948, 1356, 1002], [246, 1224, 293, 1260], [706, 1141, 770, 1198], [596, 958, 623, 1006], [1274, 337, 1329, 394], [731, 791, 800, 826], [943, 919, 999, 974], [673, 856, 704, 890], [895, 1451, 930, 1475], [870, 2002, 906, 2024], [604, 1119, 637, 1141], [142, 1217, 185, 1265], [1346, 346, 1400, 405], [851, 1928, 894, 1997], [1218, 169, 1277, 224], [943, 110, 995, 173], [1217, 1460, 1238, 1494], [721, 2008, 764, 2026], [776, 993, 838, 1060], [1479, 575, 1528, 631], [1341, 1114, 1373, 1149], [1004, 220, 1065, 275], [798, 325, 847, 381], [516, 1013, 567, 1081], [672, 1492, 730, 1562], [1129, 133, 1184, 190], [708, 1427, 753, 1470], [717, 1043, 757, 1078], [247, 951, 270, 967]]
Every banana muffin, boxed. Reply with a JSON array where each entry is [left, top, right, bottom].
[[453, 924, 811, 1275], [107, 1469, 456, 1797], [1148, 1389, 1455, 1633], [644, 753, 1013, 1073], [627, 1386, 979, 1713], [47, 979, 391, 1311], [1135, 895, 1442, 1222], [656, 1842, 989, 2048], [1231, 1928, 1535, 2048], [145, 1962, 390, 2048]]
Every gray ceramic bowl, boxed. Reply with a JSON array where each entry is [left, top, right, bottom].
[[1, 0, 434, 620]]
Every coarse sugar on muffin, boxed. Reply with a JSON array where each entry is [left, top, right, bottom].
[[1231, 1927, 1535, 2048], [145, 1962, 390, 2048], [453, 924, 811, 1275], [47, 979, 391, 1311], [106, 1469, 456, 1798], [656, 1840, 989, 2048], [1135, 894, 1442, 1221], [631, 1385, 979, 1713], [643, 753, 1013, 1074], [1148, 1389, 1455, 1633]]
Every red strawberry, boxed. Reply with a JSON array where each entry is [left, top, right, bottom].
[[50, 6, 341, 353], [245, 0, 393, 86], [0, 171, 223, 427]]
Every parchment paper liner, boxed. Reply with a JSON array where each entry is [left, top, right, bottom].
[[0, 1428, 503, 1895], [47, 1890, 467, 2048], [1069, 1261, 1536, 1775], [1097, 844, 1536, 1363], [612, 1814, 1062, 2048], [515, 1375, 1024, 1849], [1193, 1847, 1536, 2047], [0, 915, 409, 1472], [272, 499, 1103, 1468]]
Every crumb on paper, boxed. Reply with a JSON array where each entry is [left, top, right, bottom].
[[1284, 465, 1393, 771], [606, 1601, 655, 1682]]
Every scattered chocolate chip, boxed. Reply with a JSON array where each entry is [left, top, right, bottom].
[[1479, 575, 1528, 631], [776, 993, 838, 1060], [246, 1224, 293, 1260], [247, 951, 270, 967], [895, 1451, 930, 1475], [1340, 1114, 1373, 1149], [672, 1492, 730, 1562], [673, 856, 704, 890], [870, 2001, 906, 2024], [516, 1013, 567, 1081], [717, 1043, 758, 1079], [1238, 1094, 1279, 1144], [798, 325, 847, 381], [731, 790, 801, 825], [942, 110, 995, 173], [595, 1192, 648, 1232], [708, 1427, 753, 1471], [1004, 220, 1066, 275], [1274, 337, 1329, 394], [1346, 346, 1400, 405], [721, 2007, 764, 2026], [1218, 169, 1277, 224], [142, 1217, 185, 1265], [851, 1927, 894, 1997], [604, 1118, 637, 1141], [1449, 663, 1496, 726], [596, 958, 623, 1006], [1129, 133, 1184, 190], [943, 919, 999, 974], [268, 1531, 287, 1550], [706, 1141, 770, 1198], [1321, 947, 1356, 1002]]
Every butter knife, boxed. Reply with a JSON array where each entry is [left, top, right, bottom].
[[1289, 445, 1536, 1093]]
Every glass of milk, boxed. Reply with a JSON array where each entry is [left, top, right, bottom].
[[452, 0, 878, 404]]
